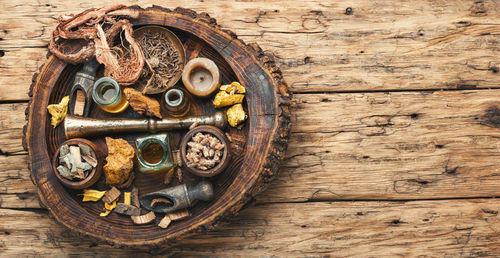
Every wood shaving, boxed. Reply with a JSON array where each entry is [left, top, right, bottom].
[[131, 211, 156, 225], [151, 198, 173, 207], [158, 210, 190, 229], [114, 203, 140, 216], [102, 186, 121, 204], [131, 187, 140, 208]]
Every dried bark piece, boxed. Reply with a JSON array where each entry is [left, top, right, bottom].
[[69, 146, 82, 165], [102, 187, 121, 204], [158, 210, 190, 229], [158, 215, 172, 229], [82, 155, 97, 168], [123, 87, 162, 118], [131, 211, 156, 225], [56, 165, 72, 180], [76, 162, 92, 172], [114, 203, 140, 216], [131, 187, 140, 208], [60, 145, 69, 156], [104, 137, 135, 186], [168, 209, 190, 221], [78, 144, 91, 156]]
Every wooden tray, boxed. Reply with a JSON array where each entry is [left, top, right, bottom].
[[22, 6, 291, 247]]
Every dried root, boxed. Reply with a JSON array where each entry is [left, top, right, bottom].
[[48, 6, 144, 85]]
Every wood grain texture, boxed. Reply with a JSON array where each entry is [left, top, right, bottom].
[[2, 199, 500, 256], [23, 6, 291, 246], [1, 0, 500, 255], [0, 0, 499, 100], [4, 90, 500, 209]]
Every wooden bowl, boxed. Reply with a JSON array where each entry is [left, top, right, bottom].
[[51, 138, 102, 189], [180, 125, 231, 177], [132, 25, 186, 94], [24, 6, 291, 247]]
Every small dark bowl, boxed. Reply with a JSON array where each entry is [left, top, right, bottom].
[[52, 138, 103, 189], [180, 125, 231, 177]]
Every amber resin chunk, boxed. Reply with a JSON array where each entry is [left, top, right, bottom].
[[104, 137, 135, 186], [123, 87, 162, 118]]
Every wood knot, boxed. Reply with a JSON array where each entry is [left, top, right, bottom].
[[480, 106, 500, 128]]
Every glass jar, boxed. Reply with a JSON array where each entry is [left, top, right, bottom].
[[135, 133, 175, 174], [92, 77, 129, 113], [162, 88, 190, 117]]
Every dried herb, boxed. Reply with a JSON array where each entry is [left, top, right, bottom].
[[135, 30, 184, 94]]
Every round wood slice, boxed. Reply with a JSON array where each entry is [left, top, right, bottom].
[[23, 6, 291, 247]]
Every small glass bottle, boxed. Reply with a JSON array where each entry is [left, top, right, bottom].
[[92, 77, 129, 113], [162, 88, 190, 117], [135, 133, 175, 174]]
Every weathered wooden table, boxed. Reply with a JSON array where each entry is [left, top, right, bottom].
[[1, 0, 499, 256]]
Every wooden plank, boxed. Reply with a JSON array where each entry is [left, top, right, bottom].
[[0, 0, 499, 100], [5, 90, 500, 208], [1, 199, 500, 256], [0, 103, 28, 154]]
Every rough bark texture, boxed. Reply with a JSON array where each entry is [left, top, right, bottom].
[[1, 0, 500, 256]]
